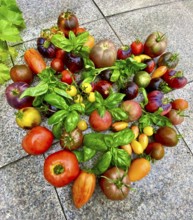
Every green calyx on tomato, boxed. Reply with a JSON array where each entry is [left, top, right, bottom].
[[155, 32, 166, 42], [53, 164, 65, 175]]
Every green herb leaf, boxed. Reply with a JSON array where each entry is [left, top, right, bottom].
[[53, 87, 72, 100], [113, 128, 135, 147], [83, 133, 107, 151], [111, 148, 131, 169], [73, 146, 96, 162], [20, 81, 48, 98], [48, 109, 68, 125], [44, 93, 68, 110], [109, 108, 128, 121], [69, 103, 85, 114], [64, 110, 79, 132], [0, 63, 10, 84], [91, 151, 112, 175], [110, 69, 120, 82], [52, 121, 63, 139], [105, 92, 125, 108], [32, 95, 44, 107], [51, 34, 73, 52]]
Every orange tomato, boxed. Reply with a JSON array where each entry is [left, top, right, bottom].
[[24, 48, 46, 74], [72, 170, 96, 208], [75, 27, 86, 35], [130, 125, 139, 139], [171, 98, 189, 110], [128, 158, 151, 182], [151, 66, 167, 79], [84, 35, 95, 49]]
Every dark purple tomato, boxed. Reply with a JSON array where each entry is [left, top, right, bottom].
[[120, 81, 139, 100], [144, 59, 155, 73], [117, 45, 132, 60], [37, 37, 56, 58], [65, 52, 84, 73], [10, 64, 34, 84], [99, 167, 130, 200], [154, 126, 179, 147], [100, 69, 112, 81], [5, 82, 34, 109], [93, 80, 112, 99], [50, 58, 65, 73]]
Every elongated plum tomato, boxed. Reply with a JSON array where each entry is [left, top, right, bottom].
[[22, 126, 54, 155], [89, 110, 112, 132], [5, 82, 34, 109], [100, 167, 130, 200], [44, 150, 80, 187], [89, 39, 117, 68]]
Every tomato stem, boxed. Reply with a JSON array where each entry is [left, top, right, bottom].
[[53, 164, 65, 175]]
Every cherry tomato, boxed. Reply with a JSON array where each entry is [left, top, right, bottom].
[[60, 128, 83, 150], [145, 142, 165, 160], [166, 109, 184, 125], [10, 65, 34, 84], [77, 120, 88, 131], [143, 126, 154, 136], [144, 59, 155, 73], [171, 98, 189, 111], [61, 70, 75, 84], [22, 126, 54, 155], [87, 92, 96, 102], [84, 35, 95, 49], [117, 45, 132, 60], [51, 58, 64, 72], [131, 39, 144, 55], [55, 49, 66, 60], [131, 140, 144, 154], [74, 94, 83, 103], [66, 85, 77, 97], [100, 167, 130, 200], [44, 150, 80, 187], [75, 27, 86, 35], [81, 82, 92, 93], [128, 158, 151, 182]]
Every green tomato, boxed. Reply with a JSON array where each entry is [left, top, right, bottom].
[[133, 71, 151, 88]]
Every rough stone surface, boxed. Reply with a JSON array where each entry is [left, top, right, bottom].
[[1, 0, 193, 219]]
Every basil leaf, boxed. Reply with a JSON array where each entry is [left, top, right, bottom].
[[51, 34, 73, 52], [53, 87, 72, 100], [91, 151, 112, 175], [44, 93, 68, 110], [64, 110, 79, 132], [73, 146, 96, 162], [104, 135, 114, 147], [83, 133, 107, 151], [85, 101, 96, 115], [97, 106, 106, 118], [20, 81, 48, 98], [52, 121, 63, 139], [48, 109, 68, 125], [113, 128, 135, 147], [105, 92, 125, 108], [110, 69, 120, 82], [95, 91, 104, 105], [111, 148, 131, 169], [69, 103, 85, 114], [109, 108, 128, 121], [32, 95, 44, 107]]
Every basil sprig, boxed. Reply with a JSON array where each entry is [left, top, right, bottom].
[[74, 128, 135, 175]]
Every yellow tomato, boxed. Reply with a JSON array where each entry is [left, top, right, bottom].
[[77, 120, 88, 131], [143, 126, 154, 136], [81, 82, 92, 94], [87, 92, 96, 102], [66, 85, 77, 97]]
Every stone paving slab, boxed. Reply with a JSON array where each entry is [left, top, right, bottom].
[[93, 0, 176, 16], [16, 0, 103, 42], [0, 155, 65, 220], [55, 140, 193, 220]]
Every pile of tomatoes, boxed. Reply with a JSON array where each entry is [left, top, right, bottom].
[[5, 11, 189, 208]]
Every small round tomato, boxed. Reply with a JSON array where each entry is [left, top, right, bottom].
[[99, 167, 130, 200], [131, 39, 144, 55], [171, 98, 189, 111], [145, 142, 165, 160], [75, 27, 86, 35], [16, 107, 41, 129], [87, 92, 96, 102], [51, 58, 64, 72], [166, 109, 184, 125], [66, 85, 77, 97], [84, 35, 95, 49], [44, 150, 80, 187], [154, 126, 179, 147], [89, 110, 112, 132], [81, 82, 92, 93], [77, 120, 88, 131], [74, 94, 83, 103], [61, 70, 75, 84], [55, 49, 66, 60], [22, 126, 54, 155], [57, 11, 79, 37], [128, 158, 151, 182], [133, 71, 151, 88], [143, 126, 154, 136], [60, 128, 83, 150], [10, 65, 34, 84]]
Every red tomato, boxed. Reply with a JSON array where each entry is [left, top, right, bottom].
[[22, 126, 54, 155], [131, 40, 144, 55], [55, 49, 66, 60], [61, 69, 75, 84], [50, 58, 64, 72], [44, 150, 80, 187], [171, 98, 189, 111]]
